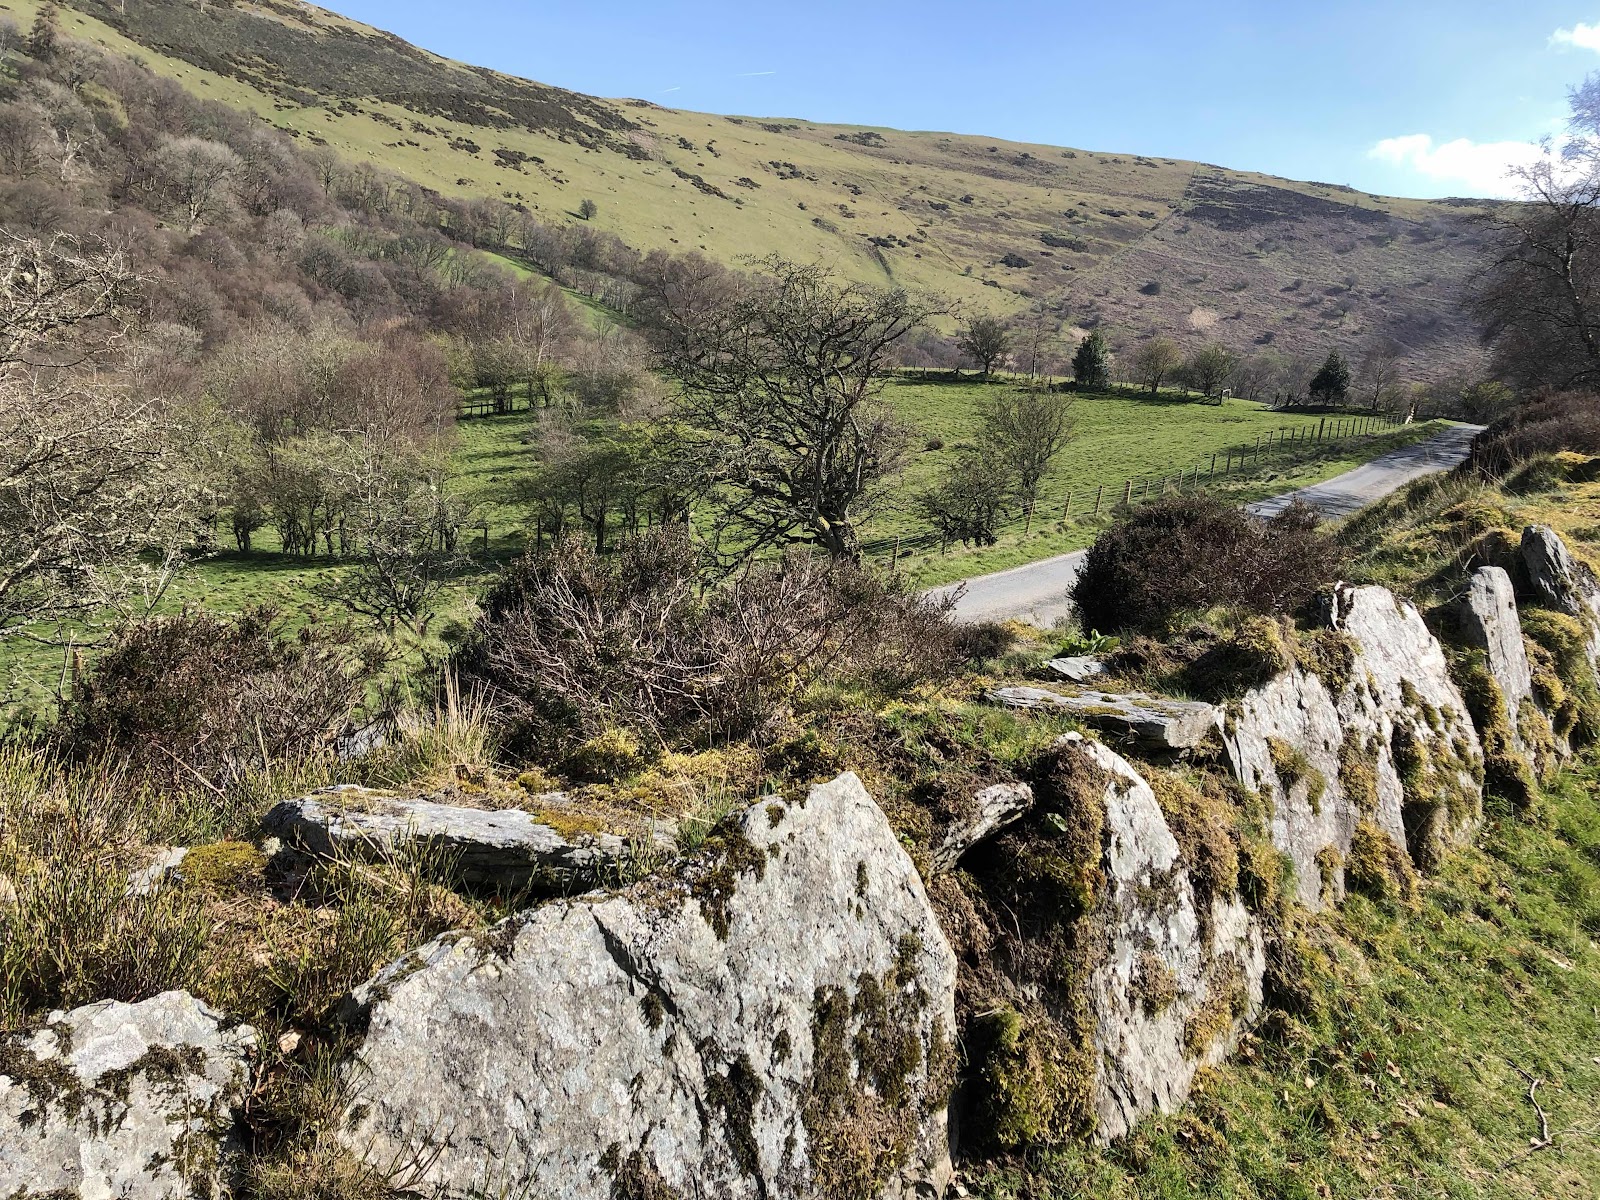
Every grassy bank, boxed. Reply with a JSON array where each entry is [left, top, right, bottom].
[[975, 752, 1600, 1199]]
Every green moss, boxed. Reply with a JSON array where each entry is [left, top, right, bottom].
[[1182, 956, 1249, 1057], [179, 841, 267, 896], [802, 939, 937, 1198], [969, 1006, 1084, 1149], [1292, 628, 1359, 697], [1134, 950, 1179, 1016], [1346, 819, 1417, 905], [1268, 737, 1328, 815], [688, 828, 768, 942], [533, 809, 609, 841], [1315, 846, 1344, 903], [705, 1054, 763, 1180], [563, 727, 646, 783], [640, 991, 665, 1031], [1523, 608, 1600, 746], [1146, 768, 1241, 915], [1456, 653, 1539, 815], [1238, 836, 1293, 918], [600, 1144, 683, 1200], [1339, 729, 1381, 818]]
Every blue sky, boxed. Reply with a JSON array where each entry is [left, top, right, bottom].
[[322, 1, 1600, 199]]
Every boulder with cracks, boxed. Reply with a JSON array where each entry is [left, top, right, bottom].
[[0, 991, 256, 1200], [1074, 736, 1265, 1143], [335, 773, 958, 1200]]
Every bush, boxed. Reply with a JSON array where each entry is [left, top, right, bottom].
[[1071, 495, 1344, 635], [54, 608, 386, 788], [455, 528, 963, 756], [1465, 390, 1600, 479]]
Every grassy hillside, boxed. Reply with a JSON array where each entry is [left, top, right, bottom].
[[22, 0, 1493, 379]]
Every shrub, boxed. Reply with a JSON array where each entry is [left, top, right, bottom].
[[54, 607, 387, 788], [1072, 495, 1344, 635], [1466, 390, 1600, 479], [455, 528, 963, 756]]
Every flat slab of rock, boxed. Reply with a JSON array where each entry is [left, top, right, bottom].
[[931, 781, 1034, 871], [264, 785, 662, 889], [336, 772, 957, 1200], [1047, 656, 1107, 683], [0, 991, 256, 1200], [989, 686, 1221, 752]]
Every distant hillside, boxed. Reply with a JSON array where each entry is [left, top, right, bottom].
[[34, 0, 1492, 377]]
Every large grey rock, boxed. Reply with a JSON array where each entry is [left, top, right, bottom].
[[1326, 584, 1484, 864], [1221, 669, 1357, 909], [988, 686, 1221, 753], [1523, 525, 1600, 663], [0, 991, 256, 1200], [1462, 566, 1535, 722], [930, 781, 1035, 872], [265, 785, 663, 889], [336, 773, 958, 1200], [1070, 736, 1265, 1143]]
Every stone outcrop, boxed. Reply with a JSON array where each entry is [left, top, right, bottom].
[[1462, 566, 1535, 724], [265, 784, 668, 889], [988, 686, 1221, 753], [1523, 524, 1600, 664], [336, 772, 958, 1200], [0, 991, 256, 1200], [1221, 668, 1355, 908], [1328, 584, 1484, 865], [1221, 584, 1485, 905], [1072, 736, 1265, 1142], [930, 782, 1035, 872]]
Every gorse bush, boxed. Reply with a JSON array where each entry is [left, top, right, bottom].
[[1465, 390, 1600, 479], [1072, 494, 1344, 635], [455, 527, 964, 755], [54, 607, 387, 788]]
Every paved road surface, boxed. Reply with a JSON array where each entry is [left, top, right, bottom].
[[932, 423, 1483, 627]]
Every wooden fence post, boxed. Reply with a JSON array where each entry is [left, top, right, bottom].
[[1095, 484, 1104, 514], [1064, 491, 1072, 518], [1123, 479, 1133, 506]]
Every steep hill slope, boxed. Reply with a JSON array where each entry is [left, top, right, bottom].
[[31, 0, 1491, 375]]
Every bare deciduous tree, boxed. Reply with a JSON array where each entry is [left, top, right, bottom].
[[0, 234, 194, 640], [644, 256, 937, 561], [977, 389, 1075, 532], [152, 135, 241, 231], [957, 314, 1011, 377], [1474, 75, 1600, 390], [1132, 337, 1182, 395], [1181, 344, 1240, 402]]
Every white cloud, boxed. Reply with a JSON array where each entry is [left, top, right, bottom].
[[1552, 21, 1600, 51], [1368, 133, 1545, 197]]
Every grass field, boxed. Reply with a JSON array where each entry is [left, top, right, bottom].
[[0, 384, 1444, 725]]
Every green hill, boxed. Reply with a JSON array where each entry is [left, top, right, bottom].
[[30, 0, 1492, 379]]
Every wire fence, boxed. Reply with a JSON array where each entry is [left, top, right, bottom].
[[859, 410, 1408, 561]]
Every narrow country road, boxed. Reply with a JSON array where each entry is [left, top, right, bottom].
[[932, 423, 1484, 627]]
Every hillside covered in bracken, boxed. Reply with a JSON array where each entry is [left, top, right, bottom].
[[28, 0, 1493, 381]]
